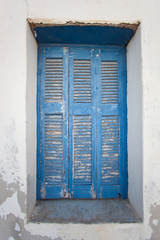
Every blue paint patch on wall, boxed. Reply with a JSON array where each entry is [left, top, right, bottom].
[[34, 25, 134, 46]]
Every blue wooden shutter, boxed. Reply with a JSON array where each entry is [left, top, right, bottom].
[[96, 48, 127, 198], [68, 48, 97, 198], [38, 45, 127, 200], [38, 47, 69, 199]]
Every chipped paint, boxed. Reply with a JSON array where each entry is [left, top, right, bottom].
[[8, 237, 15, 240], [0, 117, 23, 188], [15, 222, 21, 231], [91, 186, 96, 199], [28, 18, 140, 33], [148, 203, 160, 240], [0, 192, 25, 220], [152, 219, 159, 226]]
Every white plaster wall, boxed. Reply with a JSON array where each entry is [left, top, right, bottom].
[[26, 23, 37, 217], [0, 0, 160, 239], [127, 26, 143, 219], [0, 0, 27, 205]]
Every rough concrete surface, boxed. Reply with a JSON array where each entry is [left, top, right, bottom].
[[30, 199, 141, 224]]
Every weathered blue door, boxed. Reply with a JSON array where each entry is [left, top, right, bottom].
[[37, 45, 127, 200]]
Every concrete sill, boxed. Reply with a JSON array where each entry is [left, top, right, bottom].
[[29, 199, 142, 224]]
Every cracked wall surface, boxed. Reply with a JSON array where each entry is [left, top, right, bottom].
[[0, 0, 160, 239]]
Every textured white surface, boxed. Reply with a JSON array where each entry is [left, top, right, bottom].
[[0, 192, 24, 220], [127, 26, 143, 219], [0, 0, 160, 239]]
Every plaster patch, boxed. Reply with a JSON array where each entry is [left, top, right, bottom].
[[15, 222, 21, 231], [144, 180, 160, 239], [149, 203, 160, 240], [0, 214, 53, 240], [0, 192, 25, 220], [27, 174, 36, 218], [152, 219, 158, 226], [0, 173, 14, 205], [17, 189, 26, 213], [0, 214, 21, 240], [0, 117, 24, 191], [8, 237, 15, 240], [0, 172, 26, 222]]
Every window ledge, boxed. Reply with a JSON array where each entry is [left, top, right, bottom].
[[29, 199, 142, 224]]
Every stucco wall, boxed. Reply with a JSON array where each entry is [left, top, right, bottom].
[[26, 22, 37, 218], [127, 25, 143, 219], [0, 0, 160, 239]]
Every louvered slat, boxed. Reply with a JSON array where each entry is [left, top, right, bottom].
[[73, 115, 92, 185], [44, 114, 63, 185], [101, 61, 119, 104], [102, 116, 120, 185], [45, 58, 63, 102], [73, 60, 91, 103]]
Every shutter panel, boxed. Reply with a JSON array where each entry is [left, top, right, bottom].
[[45, 59, 63, 102], [39, 47, 69, 199], [96, 49, 124, 198], [101, 61, 120, 185], [101, 115, 120, 185], [101, 61, 119, 104], [44, 114, 63, 185], [73, 60, 91, 103], [68, 48, 96, 198], [73, 115, 92, 185]]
